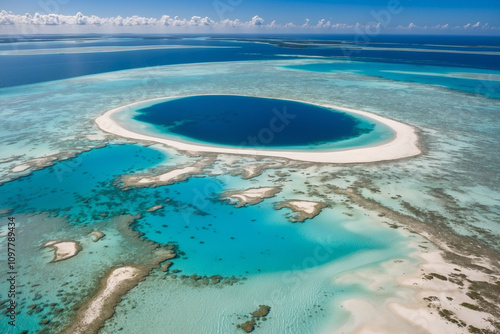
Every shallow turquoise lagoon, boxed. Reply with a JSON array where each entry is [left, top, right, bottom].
[[0, 144, 167, 217], [137, 190, 388, 277], [0, 144, 395, 278]]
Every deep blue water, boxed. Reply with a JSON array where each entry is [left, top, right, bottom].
[[132, 95, 375, 148], [1, 34, 499, 88]]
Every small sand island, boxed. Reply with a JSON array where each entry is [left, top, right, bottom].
[[275, 200, 327, 222], [62, 248, 176, 334], [222, 187, 281, 207], [42, 240, 82, 262], [121, 157, 213, 188], [61, 266, 148, 334], [95, 96, 420, 163]]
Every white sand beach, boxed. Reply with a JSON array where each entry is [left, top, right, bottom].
[[95, 95, 421, 164]]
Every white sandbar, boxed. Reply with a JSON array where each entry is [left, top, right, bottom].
[[82, 266, 141, 326], [43, 240, 82, 262], [287, 200, 321, 215], [11, 164, 30, 172], [275, 200, 327, 222], [139, 166, 197, 184], [95, 95, 421, 164], [121, 157, 213, 187], [223, 186, 281, 207]]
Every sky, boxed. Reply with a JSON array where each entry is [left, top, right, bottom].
[[0, 0, 499, 34]]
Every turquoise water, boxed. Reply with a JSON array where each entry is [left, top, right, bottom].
[[0, 145, 167, 220], [1, 35, 499, 334], [0, 144, 389, 278], [0, 142, 412, 334], [285, 61, 500, 99], [115, 96, 395, 151], [137, 180, 386, 276]]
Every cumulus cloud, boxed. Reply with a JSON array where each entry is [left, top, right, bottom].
[[0, 10, 498, 33], [249, 15, 264, 26]]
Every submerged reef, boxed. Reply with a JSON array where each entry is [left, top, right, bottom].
[[237, 305, 271, 333]]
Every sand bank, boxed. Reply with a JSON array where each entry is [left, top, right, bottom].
[[62, 246, 176, 334], [121, 157, 213, 187], [42, 240, 82, 262], [61, 266, 149, 334], [275, 200, 327, 222], [336, 248, 498, 334], [330, 186, 500, 333], [388, 250, 498, 333], [95, 95, 421, 164], [222, 186, 281, 207]]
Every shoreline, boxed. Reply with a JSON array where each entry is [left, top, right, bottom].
[[94, 95, 421, 164]]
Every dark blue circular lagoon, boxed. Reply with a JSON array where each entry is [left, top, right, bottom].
[[123, 95, 394, 150]]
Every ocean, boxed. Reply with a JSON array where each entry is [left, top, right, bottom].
[[0, 34, 499, 334]]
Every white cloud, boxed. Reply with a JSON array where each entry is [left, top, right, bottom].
[[249, 15, 264, 26], [0, 10, 498, 34]]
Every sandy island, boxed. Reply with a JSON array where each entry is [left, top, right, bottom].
[[121, 157, 214, 187], [61, 266, 148, 334], [275, 200, 327, 222], [95, 95, 421, 164], [42, 240, 82, 262], [62, 247, 176, 334], [222, 186, 281, 207]]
